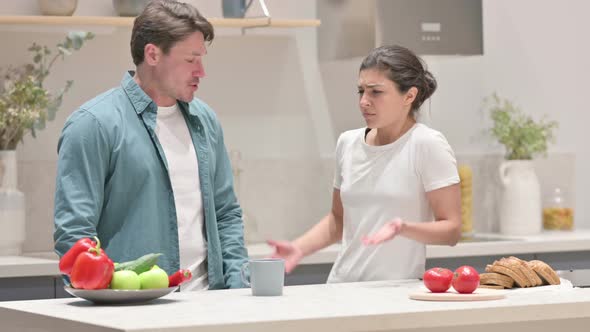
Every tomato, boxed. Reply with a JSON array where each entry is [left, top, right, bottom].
[[452, 265, 480, 294], [423, 267, 454, 293]]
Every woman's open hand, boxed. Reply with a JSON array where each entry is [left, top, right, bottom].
[[362, 218, 404, 245]]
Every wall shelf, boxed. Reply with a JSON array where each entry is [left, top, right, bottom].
[[0, 16, 320, 28]]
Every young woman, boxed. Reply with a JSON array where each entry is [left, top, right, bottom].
[[268, 45, 462, 282]]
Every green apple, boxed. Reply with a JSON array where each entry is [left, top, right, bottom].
[[110, 270, 140, 290], [139, 265, 169, 289]]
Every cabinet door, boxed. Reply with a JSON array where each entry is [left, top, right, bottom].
[[0, 277, 55, 301], [54, 277, 73, 299], [285, 264, 332, 285], [535, 251, 590, 270]]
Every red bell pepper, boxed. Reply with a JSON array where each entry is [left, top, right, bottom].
[[59, 237, 96, 275], [70, 237, 114, 290], [169, 269, 192, 287]]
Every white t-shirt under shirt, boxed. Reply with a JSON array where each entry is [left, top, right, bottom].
[[156, 104, 208, 291], [328, 123, 460, 283]]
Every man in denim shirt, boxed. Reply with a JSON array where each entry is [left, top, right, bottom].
[[54, 0, 248, 290]]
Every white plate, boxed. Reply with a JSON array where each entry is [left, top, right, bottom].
[[64, 286, 179, 304]]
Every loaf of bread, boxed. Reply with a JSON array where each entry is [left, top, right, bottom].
[[485, 258, 529, 287], [480, 257, 560, 289], [528, 260, 561, 285], [480, 272, 515, 289], [508, 256, 543, 287]]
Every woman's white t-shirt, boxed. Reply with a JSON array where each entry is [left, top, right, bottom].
[[327, 123, 460, 283]]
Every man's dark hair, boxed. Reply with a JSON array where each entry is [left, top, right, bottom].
[[130, 0, 214, 65]]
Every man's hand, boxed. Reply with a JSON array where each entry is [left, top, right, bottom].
[[266, 239, 304, 273], [362, 218, 405, 245]]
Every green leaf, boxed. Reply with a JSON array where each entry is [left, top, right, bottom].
[[46, 103, 58, 122], [28, 43, 41, 52], [57, 46, 72, 56], [64, 31, 94, 51], [34, 118, 46, 131], [71, 36, 83, 50]]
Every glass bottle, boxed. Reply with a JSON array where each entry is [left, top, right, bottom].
[[543, 187, 574, 230], [458, 164, 473, 235]]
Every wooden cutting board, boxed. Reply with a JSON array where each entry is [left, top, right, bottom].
[[409, 288, 507, 301]]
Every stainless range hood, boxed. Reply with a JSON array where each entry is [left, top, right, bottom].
[[318, 0, 483, 61]]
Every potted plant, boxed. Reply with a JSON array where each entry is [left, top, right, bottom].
[[485, 93, 558, 235], [0, 31, 93, 255]]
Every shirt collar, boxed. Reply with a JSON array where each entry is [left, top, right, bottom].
[[121, 71, 200, 117]]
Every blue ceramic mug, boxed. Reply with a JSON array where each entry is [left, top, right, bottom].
[[241, 258, 285, 296]]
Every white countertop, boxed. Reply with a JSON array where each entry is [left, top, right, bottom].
[[249, 229, 590, 264], [0, 280, 589, 332], [3, 230, 590, 279], [0, 256, 60, 278]]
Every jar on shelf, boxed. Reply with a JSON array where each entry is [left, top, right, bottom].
[[38, 0, 78, 16], [458, 164, 473, 235], [543, 187, 574, 230]]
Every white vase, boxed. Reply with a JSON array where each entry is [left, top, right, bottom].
[[0, 150, 26, 256], [498, 160, 542, 235]]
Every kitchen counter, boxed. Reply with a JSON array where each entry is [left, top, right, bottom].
[[249, 229, 590, 263], [3, 230, 590, 279], [0, 256, 60, 278], [0, 280, 589, 332]]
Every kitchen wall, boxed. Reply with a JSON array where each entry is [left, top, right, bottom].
[[320, 0, 587, 232], [0, 0, 588, 254], [2, 0, 331, 253]]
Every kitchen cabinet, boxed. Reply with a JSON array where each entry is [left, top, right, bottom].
[[0, 277, 56, 301], [0, 256, 69, 301], [0, 277, 71, 301]]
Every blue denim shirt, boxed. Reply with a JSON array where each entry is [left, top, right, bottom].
[[54, 72, 248, 289]]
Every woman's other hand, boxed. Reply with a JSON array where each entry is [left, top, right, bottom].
[[266, 239, 304, 273], [361, 218, 405, 245]]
